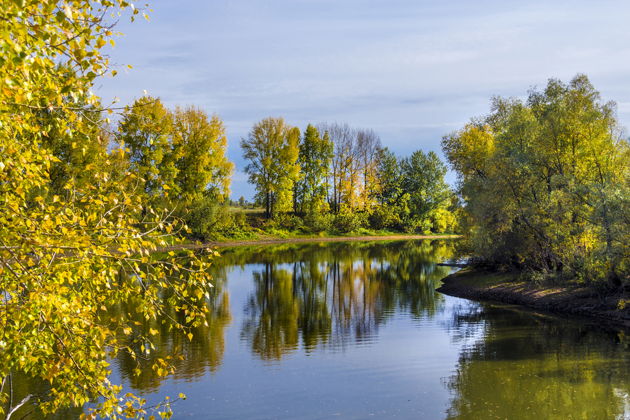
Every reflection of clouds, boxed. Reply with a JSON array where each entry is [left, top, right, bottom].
[[442, 301, 487, 346]]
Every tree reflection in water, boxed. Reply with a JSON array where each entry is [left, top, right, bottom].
[[444, 302, 630, 420], [114, 264, 232, 392], [237, 240, 454, 359]]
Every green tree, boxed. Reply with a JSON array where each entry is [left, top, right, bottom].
[[401, 150, 452, 232], [295, 124, 334, 216], [117, 96, 175, 205], [443, 75, 629, 284], [241, 117, 300, 218], [370, 147, 409, 229], [171, 106, 233, 203], [0, 1, 213, 418]]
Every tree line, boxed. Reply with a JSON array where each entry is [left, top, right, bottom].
[[111, 104, 460, 238], [241, 118, 458, 235]]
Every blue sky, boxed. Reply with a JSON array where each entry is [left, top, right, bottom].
[[97, 0, 630, 199]]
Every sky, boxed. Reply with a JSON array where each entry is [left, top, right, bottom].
[[97, 0, 630, 200]]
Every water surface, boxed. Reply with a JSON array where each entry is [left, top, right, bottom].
[[22, 240, 630, 418]]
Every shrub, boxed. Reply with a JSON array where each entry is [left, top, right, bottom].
[[303, 212, 333, 232], [333, 208, 367, 233], [184, 197, 235, 240]]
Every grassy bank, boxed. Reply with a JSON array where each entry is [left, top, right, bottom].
[[437, 268, 630, 328], [164, 233, 459, 250]]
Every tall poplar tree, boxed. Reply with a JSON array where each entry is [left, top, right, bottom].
[[295, 125, 334, 215], [241, 117, 300, 218]]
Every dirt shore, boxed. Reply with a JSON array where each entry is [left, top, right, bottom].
[[164, 234, 458, 250], [437, 268, 630, 328]]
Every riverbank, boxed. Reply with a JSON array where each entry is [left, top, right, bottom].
[[437, 268, 630, 328], [163, 233, 458, 250]]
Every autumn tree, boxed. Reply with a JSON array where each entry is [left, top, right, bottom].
[[171, 106, 233, 203], [319, 122, 356, 213], [241, 117, 300, 218], [118, 100, 233, 239], [356, 128, 381, 211], [0, 1, 214, 418], [171, 106, 234, 238]]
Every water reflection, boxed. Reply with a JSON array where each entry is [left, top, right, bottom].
[[11, 239, 630, 419], [113, 272, 232, 392], [236, 240, 454, 359], [445, 303, 630, 420]]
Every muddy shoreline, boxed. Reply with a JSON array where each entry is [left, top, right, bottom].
[[437, 268, 630, 329]]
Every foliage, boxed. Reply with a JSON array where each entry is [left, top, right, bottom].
[[294, 124, 333, 216], [171, 106, 233, 203], [118, 98, 233, 238], [117, 96, 175, 206], [185, 196, 238, 240], [241, 118, 300, 218], [0, 1, 214, 418], [239, 121, 456, 235], [401, 150, 452, 231], [332, 207, 368, 233], [443, 75, 630, 286], [303, 212, 334, 233]]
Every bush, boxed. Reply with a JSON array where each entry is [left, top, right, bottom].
[[265, 213, 305, 232], [333, 208, 367, 233], [428, 208, 457, 233], [184, 197, 236, 240], [368, 206, 401, 230], [303, 211, 333, 232]]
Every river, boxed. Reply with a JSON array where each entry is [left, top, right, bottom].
[[23, 240, 630, 419]]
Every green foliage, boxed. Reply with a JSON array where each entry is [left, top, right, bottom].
[[443, 75, 630, 286], [185, 196, 237, 240], [294, 124, 333, 216], [118, 96, 175, 204], [265, 214, 306, 233], [332, 207, 368, 233], [303, 212, 334, 233], [401, 150, 452, 230]]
